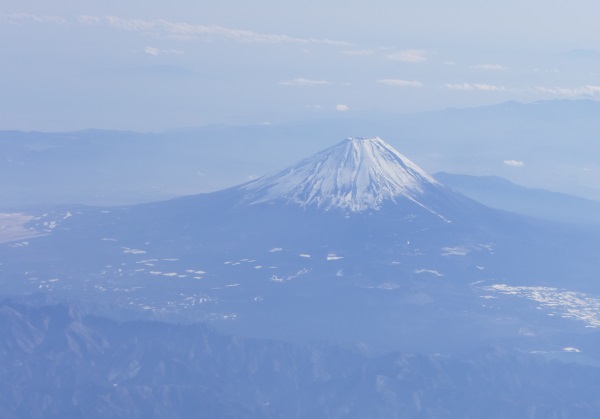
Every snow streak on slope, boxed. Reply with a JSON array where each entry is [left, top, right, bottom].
[[241, 137, 441, 212]]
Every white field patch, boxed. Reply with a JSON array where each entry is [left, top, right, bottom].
[[44, 221, 57, 230], [0, 213, 44, 244], [137, 259, 158, 264], [9, 241, 29, 248], [442, 243, 494, 257], [226, 259, 257, 266], [414, 269, 444, 277], [377, 282, 400, 290], [122, 247, 147, 255], [486, 284, 600, 328], [441, 246, 469, 256], [270, 268, 310, 282]]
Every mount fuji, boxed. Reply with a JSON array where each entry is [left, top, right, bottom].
[[241, 137, 447, 214], [2, 137, 600, 354]]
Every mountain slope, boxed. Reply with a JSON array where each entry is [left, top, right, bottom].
[[4, 301, 600, 419], [435, 171, 600, 224], [2, 137, 600, 354], [241, 137, 443, 213]]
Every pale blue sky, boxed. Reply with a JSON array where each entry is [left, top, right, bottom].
[[2, 0, 600, 131]]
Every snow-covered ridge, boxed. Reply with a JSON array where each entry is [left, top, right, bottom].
[[241, 137, 441, 212]]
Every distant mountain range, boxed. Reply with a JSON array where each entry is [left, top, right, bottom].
[[435, 172, 600, 224], [2, 99, 600, 208]]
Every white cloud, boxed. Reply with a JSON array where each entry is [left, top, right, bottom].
[[342, 49, 375, 56], [474, 84, 506, 91], [471, 64, 508, 71], [377, 79, 423, 87], [144, 46, 184, 56], [144, 46, 160, 56], [79, 15, 351, 46], [386, 49, 427, 63], [446, 83, 506, 92], [336, 104, 349, 111], [504, 160, 525, 167], [534, 85, 600, 97], [0, 12, 66, 24], [279, 78, 329, 87]]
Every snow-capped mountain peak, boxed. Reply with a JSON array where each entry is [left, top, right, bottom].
[[240, 137, 442, 212]]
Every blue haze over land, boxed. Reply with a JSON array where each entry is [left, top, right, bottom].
[[3, 2, 600, 417], [2, 1, 600, 132]]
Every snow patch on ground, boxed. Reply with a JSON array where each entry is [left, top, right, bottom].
[[377, 282, 400, 290], [122, 247, 146, 255], [270, 268, 310, 282], [441, 246, 469, 256], [414, 269, 443, 277], [9, 241, 29, 248], [186, 269, 206, 275], [486, 284, 600, 328]]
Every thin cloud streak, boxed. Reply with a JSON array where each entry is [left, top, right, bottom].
[[471, 64, 508, 71], [78, 15, 351, 46], [534, 85, 600, 97], [342, 49, 376, 56], [504, 160, 525, 167], [446, 83, 506, 92], [279, 78, 330, 87], [378, 79, 423, 87], [144, 46, 184, 56], [0, 12, 66, 24], [386, 49, 427, 63]]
